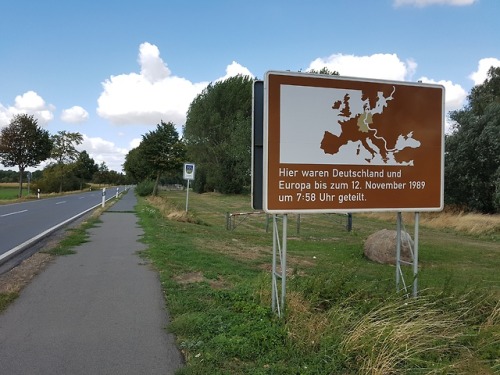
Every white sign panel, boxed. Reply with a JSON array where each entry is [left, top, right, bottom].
[[183, 163, 196, 180]]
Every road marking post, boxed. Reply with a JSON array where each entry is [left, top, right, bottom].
[[102, 188, 106, 208]]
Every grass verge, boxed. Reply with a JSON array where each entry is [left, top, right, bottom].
[[42, 218, 101, 256], [0, 292, 18, 313], [138, 191, 499, 374]]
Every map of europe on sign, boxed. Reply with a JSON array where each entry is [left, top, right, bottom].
[[264, 72, 445, 213], [280, 84, 423, 166]]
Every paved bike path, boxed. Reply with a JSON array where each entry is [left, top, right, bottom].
[[0, 189, 184, 374]]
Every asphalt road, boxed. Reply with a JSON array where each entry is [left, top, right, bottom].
[[0, 189, 184, 374], [0, 187, 123, 261]]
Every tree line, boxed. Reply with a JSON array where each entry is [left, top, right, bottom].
[[123, 75, 255, 196], [0, 114, 127, 197], [126, 69, 498, 214], [446, 66, 500, 213]]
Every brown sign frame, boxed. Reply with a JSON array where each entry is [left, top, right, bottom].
[[263, 71, 444, 213]]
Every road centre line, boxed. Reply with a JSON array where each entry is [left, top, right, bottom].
[[56, 201, 67, 205], [1, 210, 28, 217]]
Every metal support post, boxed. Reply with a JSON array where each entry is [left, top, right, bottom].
[[347, 213, 353, 232], [395, 212, 420, 297], [413, 212, 420, 297], [185, 180, 190, 212], [396, 212, 402, 292], [271, 214, 288, 317], [271, 215, 278, 313]]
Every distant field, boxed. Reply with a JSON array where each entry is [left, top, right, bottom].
[[0, 186, 21, 200], [0, 183, 38, 200]]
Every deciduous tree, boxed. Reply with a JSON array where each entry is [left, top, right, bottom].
[[140, 121, 185, 195], [74, 150, 98, 189], [50, 130, 83, 192], [0, 114, 52, 197], [183, 75, 253, 193], [123, 145, 153, 183], [445, 66, 500, 213]]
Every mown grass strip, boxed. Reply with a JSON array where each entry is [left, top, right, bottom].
[[43, 218, 101, 256], [0, 292, 18, 313]]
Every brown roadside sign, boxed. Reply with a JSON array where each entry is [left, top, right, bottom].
[[263, 71, 444, 213]]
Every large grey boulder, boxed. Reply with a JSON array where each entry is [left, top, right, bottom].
[[364, 229, 413, 265]]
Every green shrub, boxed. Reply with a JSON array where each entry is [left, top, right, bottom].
[[135, 180, 155, 196]]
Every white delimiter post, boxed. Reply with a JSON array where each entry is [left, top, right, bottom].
[[101, 188, 106, 208]]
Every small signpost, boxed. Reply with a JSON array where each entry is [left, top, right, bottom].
[[183, 163, 196, 212]]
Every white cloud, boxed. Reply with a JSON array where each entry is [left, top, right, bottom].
[[307, 53, 417, 81], [15, 91, 46, 110], [469, 57, 500, 85], [216, 61, 254, 82], [97, 42, 209, 127], [139, 42, 171, 83], [130, 138, 141, 149], [61, 106, 89, 123], [79, 134, 128, 172], [0, 91, 54, 128], [394, 0, 477, 7]]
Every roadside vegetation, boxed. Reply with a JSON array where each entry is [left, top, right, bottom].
[[42, 217, 102, 256], [138, 190, 499, 374]]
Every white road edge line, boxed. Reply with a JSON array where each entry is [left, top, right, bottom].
[[0, 193, 122, 263]]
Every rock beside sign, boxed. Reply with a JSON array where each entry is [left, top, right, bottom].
[[364, 229, 413, 265]]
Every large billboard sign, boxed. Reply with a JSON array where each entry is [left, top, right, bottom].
[[262, 71, 444, 213]]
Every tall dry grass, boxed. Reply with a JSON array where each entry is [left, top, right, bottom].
[[339, 296, 465, 374], [362, 211, 500, 236], [280, 278, 499, 374]]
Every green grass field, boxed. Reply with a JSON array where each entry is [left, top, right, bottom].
[[0, 186, 21, 200], [0, 183, 34, 200], [137, 191, 499, 374]]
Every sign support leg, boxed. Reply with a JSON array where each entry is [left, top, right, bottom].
[[413, 212, 420, 297], [396, 212, 402, 292], [271, 214, 287, 317]]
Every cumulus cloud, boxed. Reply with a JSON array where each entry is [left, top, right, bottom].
[[469, 57, 500, 85], [97, 42, 210, 127], [307, 53, 417, 81], [78, 134, 128, 172], [61, 106, 89, 123], [394, 0, 477, 7], [0, 91, 54, 128], [130, 138, 141, 149], [15, 91, 46, 110], [216, 61, 254, 82], [139, 42, 171, 83]]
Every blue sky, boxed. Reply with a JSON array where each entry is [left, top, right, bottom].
[[1, 0, 499, 172]]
